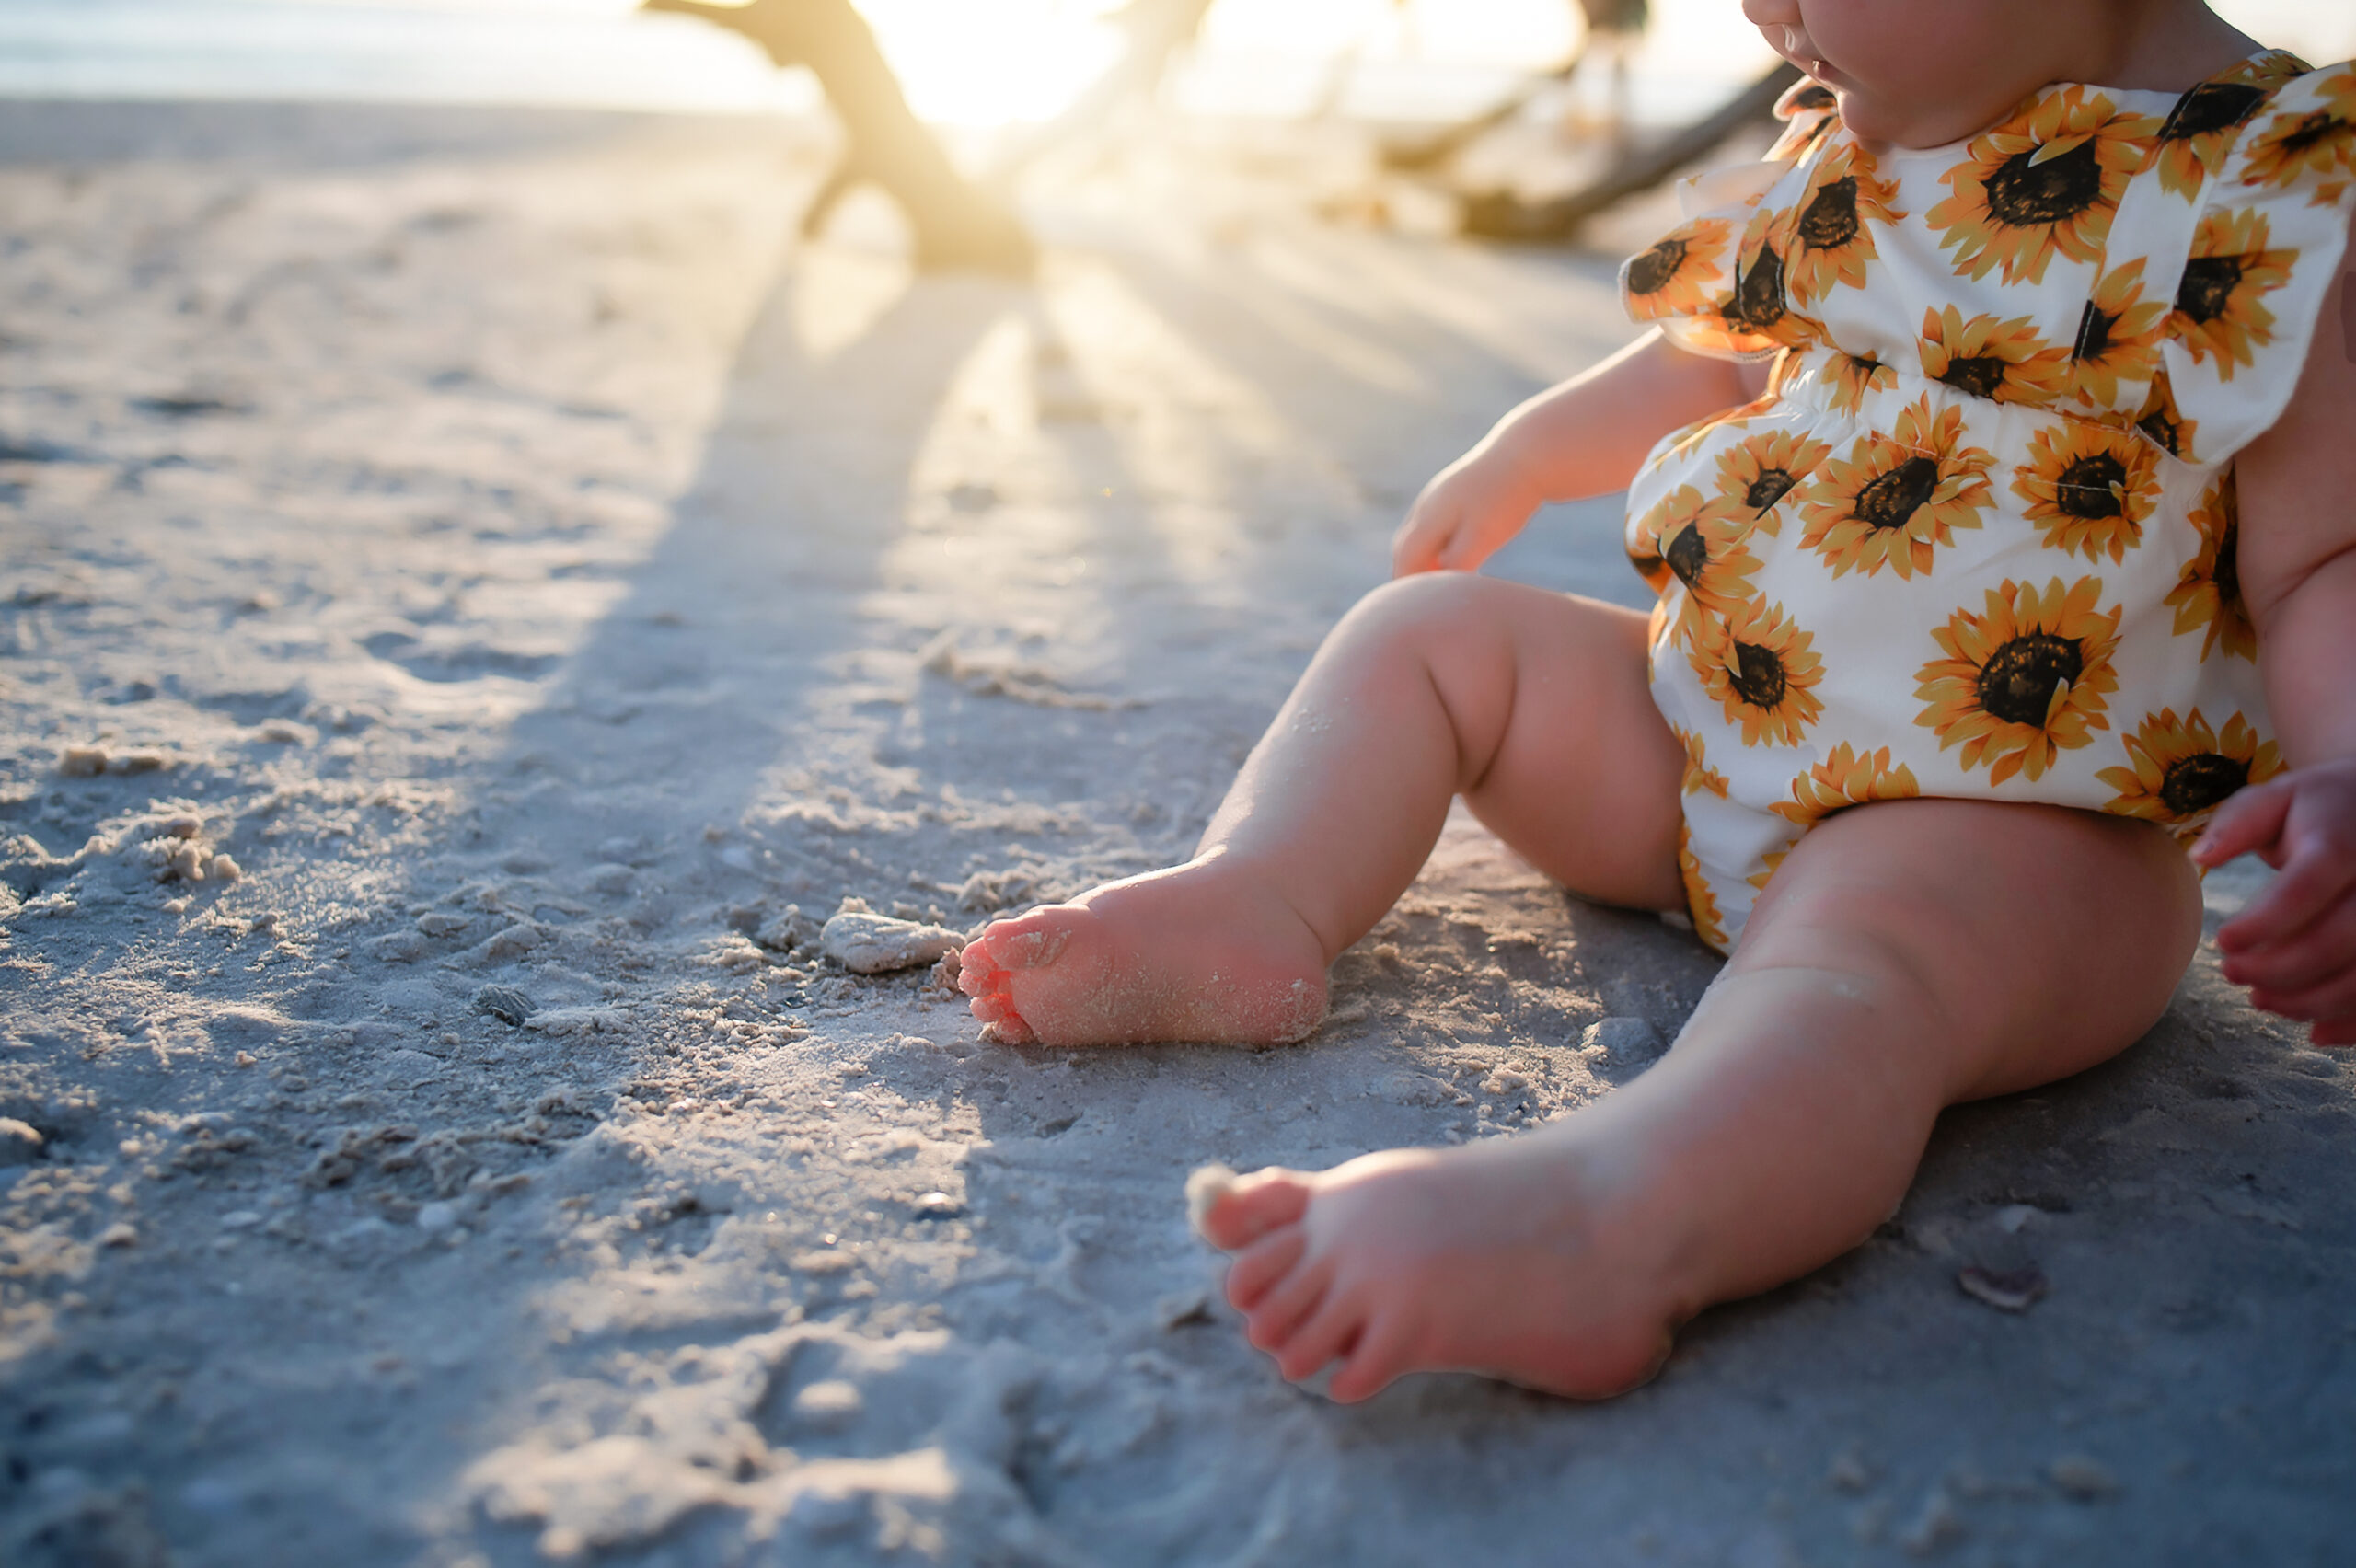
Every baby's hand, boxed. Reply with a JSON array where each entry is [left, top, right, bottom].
[[2196, 757, 2356, 1046], [1391, 445, 1543, 577]]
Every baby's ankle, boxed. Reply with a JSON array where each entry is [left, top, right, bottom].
[[1518, 1131, 1713, 1328]]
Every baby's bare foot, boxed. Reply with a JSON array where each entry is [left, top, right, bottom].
[[958, 860, 1329, 1046], [1199, 1137, 1680, 1402]]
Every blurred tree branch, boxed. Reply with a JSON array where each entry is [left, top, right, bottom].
[[1382, 0, 1644, 172], [1380, 43, 1590, 174], [1458, 61, 1800, 242], [642, 0, 1034, 273]]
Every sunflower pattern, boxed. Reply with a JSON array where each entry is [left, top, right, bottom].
[[2064, 259, 2169, 407], [1766, 78, 1841, 162], [2009, 421, 2159, 563], [1709, 428, 1831, 535], [2097, 708, 2283, 840], [2164, 471, 2256, 662], [2151, 52, 2307, 199], [1770, 744, 1922, 831], [1691, 596, 1825, 747], [2238, 64, 2356, 198], [1617, 51, 2351, 952], [1923, 86, 2161, 285], [1711, 223, 1815, 355], [1626, 485, 1760, 636], [1797, 396, 1994, 579], [1918, 306, 2070, 404], [1623, 485, 1680, 594], [1914, 577, 2123, 786], [1622, 218, 1736, 317], [2169, 208, 2296, 376], [1786, 141, 1907, 305], [1677, 824, 1729, 953], [1824, 351, 1897, 415], [1623, 170, 1821, 358], [1675, 724, 1730, 799], [2133, 370, 2198, 458]]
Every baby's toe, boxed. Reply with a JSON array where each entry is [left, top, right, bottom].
[[1244, 1257, 1331, 1352], [1198, 1169, 1312, 1250], [999, 919, 1073, 970], [1222, 1228, 1306, 1312], [1276, 1297, 1364, 1384], [957, 947, 1001, 997], [978, 1008, 1035, 1046], [1324, 1311, 1414, 1403]]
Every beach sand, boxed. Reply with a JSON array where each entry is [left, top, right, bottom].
[[1, 98, 2350, 1566]]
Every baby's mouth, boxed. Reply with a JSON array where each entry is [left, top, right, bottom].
[[1761, 27, 1847, 90], [1807, 60, 1856, 96]]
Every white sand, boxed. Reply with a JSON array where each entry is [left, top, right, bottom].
[[1, 98, 2350, 1567]]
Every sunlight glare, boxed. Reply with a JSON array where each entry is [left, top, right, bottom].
[[43, 0, 2355, 125], [860, 0, 1121, 127]]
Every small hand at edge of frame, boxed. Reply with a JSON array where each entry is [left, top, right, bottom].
[[2195, 755, 2356, 1046]]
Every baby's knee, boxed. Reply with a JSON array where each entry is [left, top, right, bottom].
[[1336, 571, 1498, 649]]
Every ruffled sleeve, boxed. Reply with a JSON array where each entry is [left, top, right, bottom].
[[1619, 79, 1832, 362], [2146, 60, 2356, 465], [1765, 79, 1840, 161]]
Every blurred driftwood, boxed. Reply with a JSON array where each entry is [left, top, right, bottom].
[[1576, 0, 1648, 32], [1458, 61, 1801, 242], [983, 0, 1215, 185], [1382, 0, 1645, 173], [1380, 44, 1589, 174], [642, 0, 1034, 273]]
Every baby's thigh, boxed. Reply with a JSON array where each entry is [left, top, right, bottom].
[[1739, 800, 2203, 1100], [1411, 580, 1684, 911]]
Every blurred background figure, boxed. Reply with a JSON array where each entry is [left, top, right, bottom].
[[1377, 0, 1793, 244], [1570, 0, 1646, 144]]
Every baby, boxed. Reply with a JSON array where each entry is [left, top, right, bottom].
[[961, 0, 2356, 1402]]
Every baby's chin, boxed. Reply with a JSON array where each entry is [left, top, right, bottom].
[[1824, 84, 1990, 152]]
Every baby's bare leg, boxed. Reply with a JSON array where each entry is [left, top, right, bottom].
[[1204, 800, 2200, 1401], [960, 573, 1683, 1044]]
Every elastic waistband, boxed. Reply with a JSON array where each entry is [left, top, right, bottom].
[[1768, 344, 2157, 458]]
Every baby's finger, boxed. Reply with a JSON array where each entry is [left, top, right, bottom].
[[2192, 777, 2292, 867], [2214, 834, 2356, 953], [1390, 509, 1449, 578], [2217, 891, 2356, 995], [2307, 1013, 2356, 1048], [2248, 963, 2356, 1027], [1435, 522, 1492, 572]]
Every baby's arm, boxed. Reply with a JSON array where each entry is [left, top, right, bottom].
[[2196, 207, 2356, 1045], [1392, 330, 1770, 576]]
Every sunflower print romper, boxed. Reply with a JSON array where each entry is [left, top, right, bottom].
[[1619, 51, 2356, 954]]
